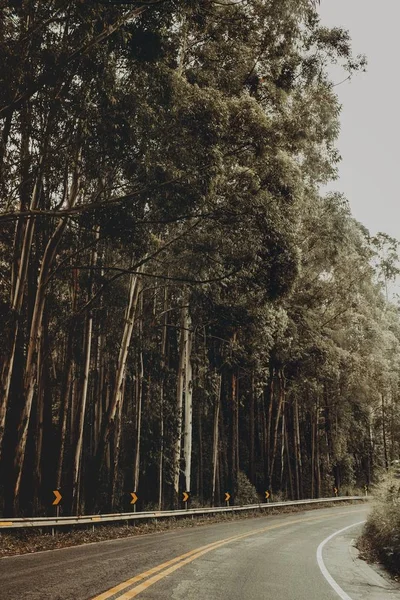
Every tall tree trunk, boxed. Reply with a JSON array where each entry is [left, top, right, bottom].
[[284, 409, 294, 499], [197, 402, 203, 501], [311, 407, 315, 499], [280, 404, 285, 490], [231, 369, 239, 496], [293, 396, 302, 499], [92, 272, 141, 506], [13, 155, 81, 508], [158, 286, 168, 510], [249, 374, 255, 485], [56, 322, 76, 490], [315, 398, 321, 498], [382, 393, 389, 471], [173, 301, 188, 503], [183, 306, 193, 494], [211, 374, 222, 507], [265, 366, 275, 486], [0, 111, 53, 462], [269, 370, 284, 492], [111, 376, 126, 509], [133, 339, 143, 494], [71, 312, 93, 514]]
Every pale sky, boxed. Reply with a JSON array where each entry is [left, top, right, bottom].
[[319, 0, 400, 240]]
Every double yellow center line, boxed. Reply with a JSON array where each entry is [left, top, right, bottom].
[[92, 508, 364, 600]]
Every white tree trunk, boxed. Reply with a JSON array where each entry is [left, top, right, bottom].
[[173, 301, 188, 499]]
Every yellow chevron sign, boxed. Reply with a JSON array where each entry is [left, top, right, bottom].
[[224, 492, 231, 503], [265, 490, 270, 500], [130, 492, 138, 505], [182, 491, 190, 503], [52, 490, 62, 506]]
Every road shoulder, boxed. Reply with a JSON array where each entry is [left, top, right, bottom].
[[322, 523, 400, 599]]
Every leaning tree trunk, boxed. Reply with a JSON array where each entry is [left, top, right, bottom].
[[0, 108, 54, 462], [13, 156, 81, 509], [91, 271, 141, 506]]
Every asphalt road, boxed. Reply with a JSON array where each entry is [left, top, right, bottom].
[[1, 504, 399, 600]]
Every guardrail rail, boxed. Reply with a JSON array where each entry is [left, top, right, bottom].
[[0, 496, 367, 530]]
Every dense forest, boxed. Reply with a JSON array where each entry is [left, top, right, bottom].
[[0, 0, 399, 518]]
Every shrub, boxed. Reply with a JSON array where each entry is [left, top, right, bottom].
[[361, 474, 400, 576], [235, 471, 260, 505]]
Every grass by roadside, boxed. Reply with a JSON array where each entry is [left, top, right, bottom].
[[358, 476, 400, 580], [0, 500, 362, 558]]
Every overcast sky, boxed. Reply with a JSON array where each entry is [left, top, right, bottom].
[[318, 0, 400, 240]]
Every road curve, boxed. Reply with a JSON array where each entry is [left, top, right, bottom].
[[1, 504, 393, 600]]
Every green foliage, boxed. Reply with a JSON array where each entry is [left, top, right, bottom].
[[363, 475, 400, 576], [235, 472, 260, 506]]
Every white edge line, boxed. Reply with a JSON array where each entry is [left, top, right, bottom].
[[316, 520, 366, 600]]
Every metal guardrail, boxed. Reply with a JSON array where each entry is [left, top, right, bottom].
[[0, 496, 366, 530]]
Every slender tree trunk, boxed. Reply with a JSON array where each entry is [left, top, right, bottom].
[[311, 407, 315, 499], [133, 344, 143, 494], [265, 367, 275, 485], [197, 402, 203, 501], [183, 307, 193, 494], [71, 313, 93, 514], [280, 405, 285, 490], [173, 301, 188, 503], [92, 272, 141, 505], [56, 322, 75, 490], [293, 396, 302, 499], [111, 376, 126, 508], [158, 287, 168, 510], [33, 319, 46, 515], [382, 394, 389, 471], [269, 370, 284, 492], [211, 374, 222, 506], [231, 369, 239, 496], [260, 391, 266, 483], [315, 398, 321, 498], [284, 410, 294, 499], [249, 374, 255, 485], [0, 112, 54, 462], [13, 156, 81, 508]]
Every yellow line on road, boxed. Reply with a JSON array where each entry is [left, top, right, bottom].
[[91, 540, 230, 600], [92, 508, 364, 600]]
